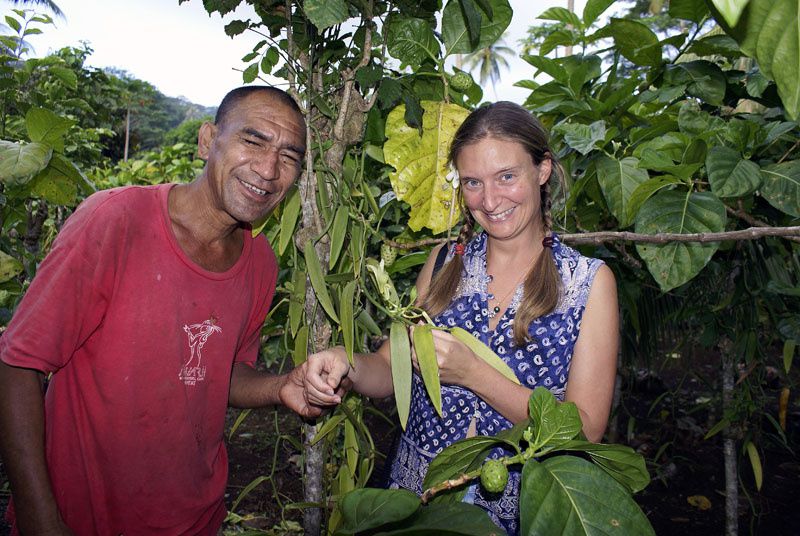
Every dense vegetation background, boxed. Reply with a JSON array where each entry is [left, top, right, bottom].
[[1, 0, 799, 535]]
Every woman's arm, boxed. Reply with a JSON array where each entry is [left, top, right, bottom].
[[564, 264, 619, 442]]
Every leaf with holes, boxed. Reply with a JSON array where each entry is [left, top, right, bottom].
[[384, 101, 469, 233], [760, 160, 800, 217]]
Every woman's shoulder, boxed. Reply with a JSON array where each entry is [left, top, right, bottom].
[[552, 235, 605, 309]]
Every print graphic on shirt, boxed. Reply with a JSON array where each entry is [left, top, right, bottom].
[[178, 319, 222, 386]]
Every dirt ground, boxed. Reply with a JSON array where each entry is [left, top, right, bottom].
[[2, 356, 799, 535]]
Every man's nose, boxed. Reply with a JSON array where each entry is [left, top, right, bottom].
[[251, 149, 280, 179]]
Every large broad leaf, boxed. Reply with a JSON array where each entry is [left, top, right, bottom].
[[595, 156, 650, 228], [338, 488, 420, 534], [376, 502, 509, 535], [663, 61, 726, 105], [582, 0, 615, 28], [670, 0, 711, 23], [528, 387, 582, 450], [634, 190, 727, 292], [590, 19, 661, 66], [28, 153, 83, 205], [538, 7, 583, 30], [303, 0, 349, 31], [715, 0, 800, 119], [706, 146, 762, 198], [760, 160, 800, 217], [558, 440, 651, 494], [553, 121, 606, 156], [520, 457, 655, 536], [423, 435, 509, 490], [442, 0, 512, 55], [26, 107, 75, 153], [386, 15, 440, 67], [0, 249, 23, 283], [384, 101, 469, 233], [0, 140, 52, 183]]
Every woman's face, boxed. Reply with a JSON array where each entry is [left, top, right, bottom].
[[456, 137, 551, 244]]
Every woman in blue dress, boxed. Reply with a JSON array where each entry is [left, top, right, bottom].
[[304, 102, 619, 535]]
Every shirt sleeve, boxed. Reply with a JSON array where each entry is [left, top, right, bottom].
[[0, 192, 122, 373], [232, 238, 278, 367]]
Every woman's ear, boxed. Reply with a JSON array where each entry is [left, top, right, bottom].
[[196, 122, 216, 160], [537, 157, 552, 186]]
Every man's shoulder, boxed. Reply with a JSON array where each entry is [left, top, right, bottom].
[[77, 184, 167, 216]]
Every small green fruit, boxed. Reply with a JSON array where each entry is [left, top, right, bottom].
[[381, 243, 397, 267], [449, 72, 472, 92], [480, 459, 508, 493]]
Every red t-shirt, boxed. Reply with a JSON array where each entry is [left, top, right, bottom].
[[0, 185, 277, 535]]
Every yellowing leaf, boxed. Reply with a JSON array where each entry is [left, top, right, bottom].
[[687, 495, 712, 510], [384, 101, 469, 234]]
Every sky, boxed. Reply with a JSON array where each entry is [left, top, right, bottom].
[[3, 0, 588, 108]]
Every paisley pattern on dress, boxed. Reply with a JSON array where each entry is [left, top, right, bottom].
[[387, 232, 604, 535]]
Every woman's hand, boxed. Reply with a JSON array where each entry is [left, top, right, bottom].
[[411, 327, 481, 389], [304, 347, 352, 406]]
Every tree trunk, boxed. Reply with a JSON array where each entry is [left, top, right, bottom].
[[123, 106, 131, 162], [565, 0, 574, 56], [720, 338, 738, 536]]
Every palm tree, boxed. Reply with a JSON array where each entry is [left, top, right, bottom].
[[8, 0, 64, 17], [461, 35, 515, 98]]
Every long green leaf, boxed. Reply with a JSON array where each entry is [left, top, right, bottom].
[[558, 440, 651, 493], [413, 324, 442, 417], [449, 327, 519, 385], [292, 325, 309, 367], [329, 205, 349, 268], [374, 501, 509, 535], [390, 321, 413, 430], [745, 440, 763, 491], [303, 241, 339, 323], [341, 280, 357, 365], [521, 457, 655, 535], [423, 435, 509, 490], [289, 269, 306, 337], [278, 186, 301, 255], [310, 413, 346, 446]]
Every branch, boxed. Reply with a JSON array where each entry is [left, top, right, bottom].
[[385, 226, 800, 250], [727, 205, 800, 243]]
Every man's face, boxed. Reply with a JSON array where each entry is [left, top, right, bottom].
[[198, 92, 306, 225]]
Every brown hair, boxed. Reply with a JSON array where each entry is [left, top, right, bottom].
[[420, 102, 563, 345]]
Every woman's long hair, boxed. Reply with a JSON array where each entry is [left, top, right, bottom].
[[420, 102, 563, 345]]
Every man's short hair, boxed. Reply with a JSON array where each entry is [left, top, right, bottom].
[[214, 86, 303, 127]]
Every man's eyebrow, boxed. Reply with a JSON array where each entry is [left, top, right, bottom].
[[242, 128, 304, 155]]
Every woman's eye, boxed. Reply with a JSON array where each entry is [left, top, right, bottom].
[[461, 179, 480, 189]]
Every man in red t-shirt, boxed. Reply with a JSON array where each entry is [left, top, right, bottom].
[[0, 86, 331, 535]]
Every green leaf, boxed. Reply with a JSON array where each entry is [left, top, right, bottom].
[[552, 120, 606, 156], [595, 156, 650, 228], [386, 16, 440, 67], [26, 108, 74, 153], [329, 205, 349, 268], [304, 0, 349, 31], [458, 0, 482, 49], [224, 19, 249, 37], [278, 186, 301, 255], [669, 0, 711, 23], [341, 281, 356, 365], [634, 191, 727, 291], [538, 7, 582, 29], [242, 62, 259, 83], [521, 457, 655, 536], [289, 269, 306, 337], [356, 309, 382, 337], [442, 0, 513, 55], [293, 325, 309, 366], [5, 15, 21, 33], [664, 61, 726, 105], [528, 387, 582, 450], [706, 146, 762, 198], [0, 140, 52, 184], [582, 0, 615, 28], [376, 501, 510, 535], [448, 327, 519, 385], [760, 160, 800, 217], [391, 321, 413, 431], [710, 0, 750, 26], [304, 241, 339, 323], [558, 440, 651, 493], [0, 249, 23, 283], [413, 324, 442, 417], [591, 18, 661, 66], [423, 435, 507, 490], [625, 176, 681, 224], [384, 101, 469, 233], [686, 34, 742, 57], [745, 441, 763, 491], [783, 339, 795, 374], [310, 413, 345, 446], [338, 488, 420, 534], [522, 55, 568, 85], [720, 0, 800, 119], [29, 153, 80, 205]]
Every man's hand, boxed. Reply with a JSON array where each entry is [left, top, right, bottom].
[[303, 347, 352, 407]]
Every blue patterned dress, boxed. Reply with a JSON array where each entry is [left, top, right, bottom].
[[387, 232, 604, 535]]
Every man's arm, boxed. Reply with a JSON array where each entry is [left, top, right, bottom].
[[0, 360, 73, 535], [228, 362, 333, 418]]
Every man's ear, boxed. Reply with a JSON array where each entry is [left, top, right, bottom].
[[197, 122, 216, 160]]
